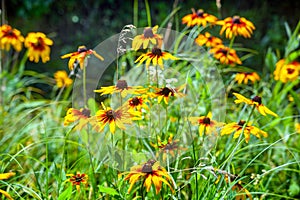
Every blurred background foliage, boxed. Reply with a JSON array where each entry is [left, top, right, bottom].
[[4, 0, 300, 73]]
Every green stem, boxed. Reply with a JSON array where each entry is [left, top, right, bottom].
[[133, 0, 138, 27], [228, 35, 235, 50], [83, 63, 87, 108], [144, 0, 151, 27]]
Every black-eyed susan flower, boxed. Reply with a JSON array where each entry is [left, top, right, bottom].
[[122, 159, 174, 194], [235, 72, 260, 84], [67, 172, 88, 191], [24, 32, 53, 63], [135, 47, 178, 70], [221, 120, 268, 143], [151, 134, 185, 161], [0, 172, 15, 200], [64, 108, 99, 130], [0, 24, 24, 52], [151, 85, 185, 104], [61, 45, 104, 71], [95, 103, 132, 134], [128, 95, 149, 111], [132, 25, 163, 50], [274, 59, 300, 83], [54, 70, 73, 88], [210, 45, 242, 66], [232, 93, 278, 117], [182, 9, 218, 27], [94, 80, 147, 98], [217, 16, 255, 39], [189, 112, 220, 136], [195, 32, 223, 48]]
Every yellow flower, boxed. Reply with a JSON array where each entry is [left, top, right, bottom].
[[127, 95, 149, 111], [235, 72, 260, 84], [135, 47, 178, 70], [61, 45, 104, 70], [151, 85, 185, 104], [221, 120, 268, 143], [217, 16, 255, 39], [0, 172, 15, 200], [274, 59, 300, 83], [210, 45, 242, 66], [232, 93, 278, 117], [182, 9, 218, 27], [67, 172, 88, 191], [64, 108, 99, 130], [95, 103, 132, 134], [132, 25, 163, 50], [94, 80, 147, 98], [24, 32, 53, 63], [295, 123, 300, 133], [0, 24, 24, 52], [195, 32, 223, 48], [122, 160, 174, 194], [54, 70, 73, 88], [189, 112, 220, 136]]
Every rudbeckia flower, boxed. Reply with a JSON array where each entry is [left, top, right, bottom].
[[24, 32, 53, 63], [127, 95, 149, 111], [235, 72, 260, 84], [64, 108, 99, 130], [61, 45, 104, 71], [54, 70, 73, 88], [0, 172, 15, 200], [135, 47, 178, 70], [151, 134, 185, 161], [182, 9, 218, 27], [121, 159, 174, 194], [67, 172, 88, 191], [210, 45, 242, 66], [151, 85, 185, 104], [0, 24, 24, 52], [195, 32, 223, 48], [189, 112, 220, 136], [132, 25, 163, 50], [94, 80, 148, 98], [274, 59, 300, 83], [95, 103, 132, 134], [221, 120, 268, 143], [232, 93, 278, 117], [217, 16, 255, 39]]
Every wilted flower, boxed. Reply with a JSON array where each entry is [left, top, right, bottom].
[[61, 45, 104, 71], [24, 32, 53, 63]]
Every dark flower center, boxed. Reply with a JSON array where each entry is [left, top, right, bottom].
[[220, 49, 228, 54], [141, 159, 156, 173], [159, 87, 174, 97], [287, 68, 295, 74], [196, 9, 204, 17], [203, 117, 211, 125], [81, 108, 91, 117], [164, 142, 178, 150], [252, 96, 262, 104], [143, 28, 154, 38], [130, 97, 141, 106], [106, 110, 116, 120], [238, 120, 246, 126], [232, 16, 241, 24], [116, 80, 128, 90], [152, 47, 163, 56], [74, 175, 84, 183], [78, 46, 88, 53]]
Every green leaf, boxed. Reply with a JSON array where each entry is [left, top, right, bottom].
[[288, 180, 300, 197], [58, 185, 73, 200], [98, 185, 119, 196]]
